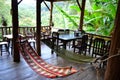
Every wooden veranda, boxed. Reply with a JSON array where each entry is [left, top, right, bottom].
[[10, 0, 120, 80]]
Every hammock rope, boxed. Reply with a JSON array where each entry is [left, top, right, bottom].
[[18, 40, 77, 78], [42, 39, 95, 64]]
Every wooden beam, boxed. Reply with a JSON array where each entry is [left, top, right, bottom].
[[36, 0, 41, 56], [49, 1, 53, 26], [12, 0, 20, 62], [43, 1, 50, 11], [104, 0, 120, 80], [79, 0, 86, 31], [76, 0, 82, 10], [18, 0, 23, 5]]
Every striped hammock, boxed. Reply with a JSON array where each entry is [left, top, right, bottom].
[[18, 40, 77, 78]]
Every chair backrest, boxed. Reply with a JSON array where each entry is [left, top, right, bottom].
[[92, 38, 106, 57], [75, 35, 88, 48], [105, 40, 111, 54], [88, 34, 93, 45], [81, 35, 88, 45], [52, 32, 59, 47], [65, 29, 70, 34], [52, 32, 59, 38], [58, 29, 65, 34]]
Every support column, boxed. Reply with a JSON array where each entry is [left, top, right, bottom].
[[104, 0, 120, 80], [50, 1, 53, 26], [36, 0, 42, 56], [79, 0, 86, 31], [12, 0, 20, 62]]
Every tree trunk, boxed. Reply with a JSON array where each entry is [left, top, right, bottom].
[[104, 0, 120, 80]]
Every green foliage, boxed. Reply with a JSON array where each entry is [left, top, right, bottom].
[[84, 0, 117, 36], [0, 0, 118, 36], [0, 0, 11, 26], [54, 4, 79, 30], [53, 0, 117, 36]]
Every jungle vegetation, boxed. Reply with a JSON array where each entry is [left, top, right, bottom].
[[0, 0, 118, 36]]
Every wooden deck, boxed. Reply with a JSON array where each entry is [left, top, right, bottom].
[[0, 42, 105, 80]]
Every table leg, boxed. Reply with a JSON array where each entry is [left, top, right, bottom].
[[62, 41, 67, 49]]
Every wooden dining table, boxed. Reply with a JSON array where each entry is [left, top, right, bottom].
[[58, 33, 83, 49]]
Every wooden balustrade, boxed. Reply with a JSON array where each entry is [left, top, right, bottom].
[[0, 26, 111, 41], [86, 32, 112, 41], [0, 26, 51, 40]]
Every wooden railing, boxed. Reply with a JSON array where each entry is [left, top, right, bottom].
[[86, 32, 111, 41], [0, 26, 51, 40], [0, 26, 111, 41]]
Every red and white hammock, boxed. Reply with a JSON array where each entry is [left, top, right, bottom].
[[18, 40, 77, 78]]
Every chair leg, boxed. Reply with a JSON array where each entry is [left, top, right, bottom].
[[0, 45, 2, 56], [5, 44, 10, 55], [33, 42, 36, 49], [73, 48, 75, 53], [51, 50, 54, 54], [84, 49, 87, 55], [29, 42, 35, 49], [88, 46, 91, 54], [78, 49, 82, 54]]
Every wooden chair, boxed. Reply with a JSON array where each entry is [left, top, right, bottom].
[[57, 29, 65, 46], [0, 39, 10, 56], [51, 32, 63, 54], [73, 35, 88, 55], [92, 38, 106, 57], [64, 29, 72, 48], [87, 34, 93, 54], [92, 38, 111, 68], [25, 30, 36, 49], [105, 40, 111, 53]]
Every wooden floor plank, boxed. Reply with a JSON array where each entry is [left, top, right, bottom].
[[0, 42, 105, 80]]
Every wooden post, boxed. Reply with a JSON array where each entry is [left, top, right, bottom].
[[12, 0, 20, 62], [104, 0, 120, 80], [50, 1, 53, 26], [79, 0, 86, 31], [36, 0, 41, 56]]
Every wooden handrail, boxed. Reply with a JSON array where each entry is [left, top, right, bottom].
[[0, 26, 50, 40], [0, 26, 111, 41]]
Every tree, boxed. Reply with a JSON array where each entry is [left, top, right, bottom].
[[0, 0, 11, 26]]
